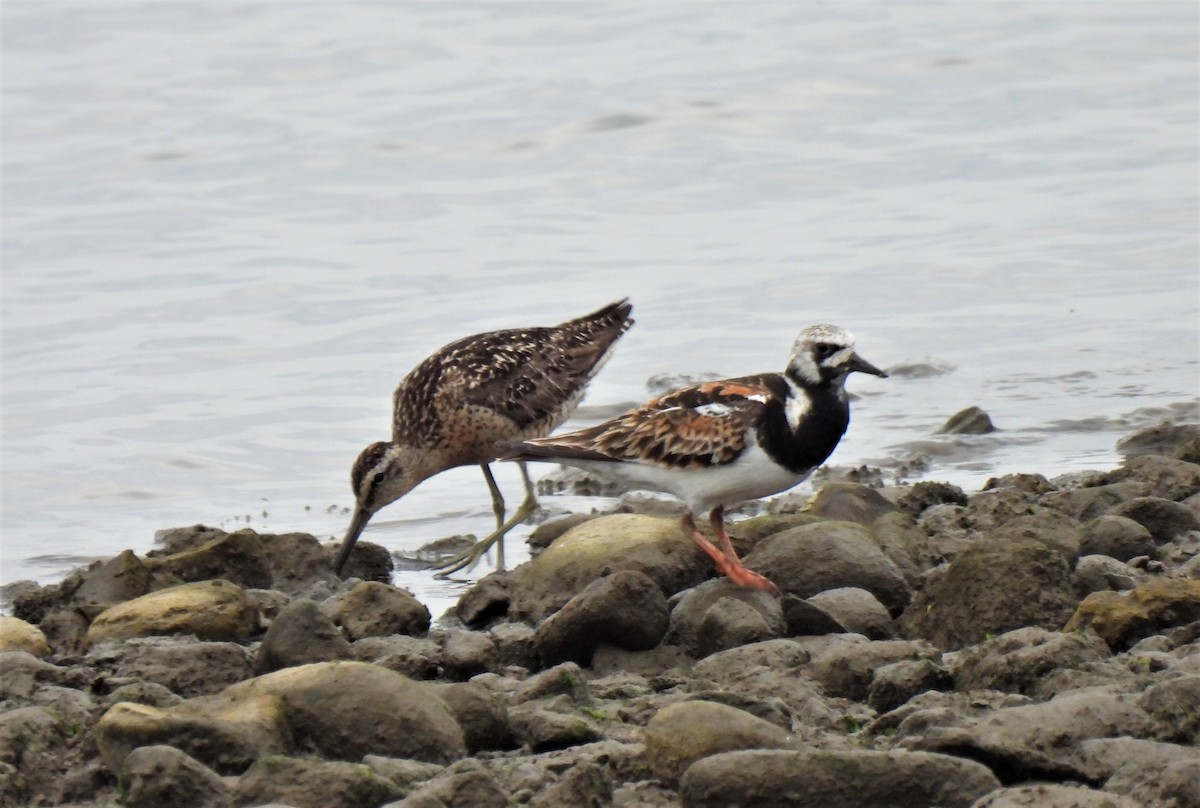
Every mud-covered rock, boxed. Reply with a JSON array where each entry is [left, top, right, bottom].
[[939, 406, 997, 435], [807, 638, 940, 701], [440, 628, 499, 680], [96, 661, 466, 775], [666, 579, 784, 657], [867, 659, 952, 714], [900, 535, 1078, 650], [256, 598, 353, 674], [234, 754, 404, 808], [806, 587, 891, 639], [952, 627, 1112, 697], [383, 763, 507, 808], [643, 700, 795, 785], [1110, 496, 1200, 543], [896, 481, 969, 517], [745, 521, 910, 614], [806, 482, 900, 523], [780, 595, 847, 636], [353, 634, 442, 679], [119, 745, 231, 808], [913, 690, 1155, 780], [326, 580, 431, 640], [145, 529, 274, 591], [970, 783, 1143, 808], [1065, 577, 1200, 651], [1073, 555, 1140, 597], [533, 569, 669, 666], [681, 748, 1000, 808], [509, 514, 709, 622], [508, 703, 604, 752], [1079, 515, 1157, 562], [434, 681, 514, 752], [88, 636, 254, 698]]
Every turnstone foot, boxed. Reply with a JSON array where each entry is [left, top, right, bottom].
[[498, 323, 887, 592], [332, 299, 634, 576]]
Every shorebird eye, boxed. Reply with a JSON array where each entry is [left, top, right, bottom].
[[815, 343, 835, 358], [372, 472, 385, 485]]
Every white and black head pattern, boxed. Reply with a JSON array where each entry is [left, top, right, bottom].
[[787, 324, 887, 387]]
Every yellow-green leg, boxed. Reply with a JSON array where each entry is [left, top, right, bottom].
[[433, 461, 537, 578]]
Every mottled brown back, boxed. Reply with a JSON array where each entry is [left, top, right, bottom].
[[392, 299, 633, 453]]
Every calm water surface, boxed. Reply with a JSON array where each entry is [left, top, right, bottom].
[[3, 3, 1197, 616]]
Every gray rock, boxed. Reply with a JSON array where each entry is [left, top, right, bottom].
[[432, 681, 514, 753], [590, 643, 692, 678], [120, 745, 231, 808], [234, 755, 403, 808], [667, 579, 784, 657], [508, 514, 710, 623], [441, 628, 499, 679], [952, 627, 1112, 697], [1080, 516, 1157, 561], [896, 481, 969, 517], [1074, 555, 1140, 598], [807, 587, 892, 639], [899, 534, 1078, 650], [528, 760, 612, 808], [489, 621, 537, 670], [508, 703, 604, 752], [680, 748, 1000, 808], [255, 599, 352, 675], [1111, 496, 1200, 543], [96, 662, 466, 774], [746, 521, 911, 614], [939, 406, 997, 435], [1117, 423, 1200, 463], [87, 636, 254, 698], [807, 638, 940, 701], [692, 639, 812, 684], [327, 538, 393, 583], [643, 700, 795, 786], [1079, 737, 1200, 806], [780, 595, 847, 636], [970, 783, 1143, 808], [513, 662, 591, 705], [145, 528, 274, 591], [914, 690, 1155, 779], [0, 706, 71, 806], [1040, 482, 1142, 522], [1138, 674, 1200, 743], [533, 569, 669, 666], [327, 581, 431, 640], [382, 764, 507, 808], [352, 634, 441, 679], [362, 755, 443, 791], [806, 482, 900, 523], [1107, 452, 1200, 498], [455, 572, 513, 628], [868, 659, 952, 713], [867, 512, 947, 588]]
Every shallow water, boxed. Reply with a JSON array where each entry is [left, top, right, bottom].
[[3, 3, 1198, 617]]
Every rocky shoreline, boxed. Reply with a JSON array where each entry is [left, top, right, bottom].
[[2, 420, 1199, 808]]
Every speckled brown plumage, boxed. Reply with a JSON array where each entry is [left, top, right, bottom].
[[333, 299, 633, 576]]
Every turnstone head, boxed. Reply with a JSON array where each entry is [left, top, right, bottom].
[[332, 299, 634, 576], [499, 324, 887, 593]]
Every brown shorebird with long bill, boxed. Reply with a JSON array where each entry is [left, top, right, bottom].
[[332, 299, 634, 577]]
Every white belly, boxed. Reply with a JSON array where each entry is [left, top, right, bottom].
[[553, 440, 809, 515]]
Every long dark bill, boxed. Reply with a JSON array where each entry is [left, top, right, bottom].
[[848, 352, 888, 378], [332, 506, 374, 575]]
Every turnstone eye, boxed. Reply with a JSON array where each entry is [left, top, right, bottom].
[[814, 342, 838, 359]]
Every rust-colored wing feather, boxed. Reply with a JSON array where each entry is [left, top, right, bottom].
[[504, 376, 777, 470]]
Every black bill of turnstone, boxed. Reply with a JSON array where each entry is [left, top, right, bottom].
[[332, 299, 634, 576], [497, 324, 887, 593]]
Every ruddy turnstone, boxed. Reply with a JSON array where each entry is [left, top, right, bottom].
[[498, 324, 887, 592], [332, 299, 634, 576]]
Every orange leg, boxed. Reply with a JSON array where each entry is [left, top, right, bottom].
[[682, 509, 778, 594]]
